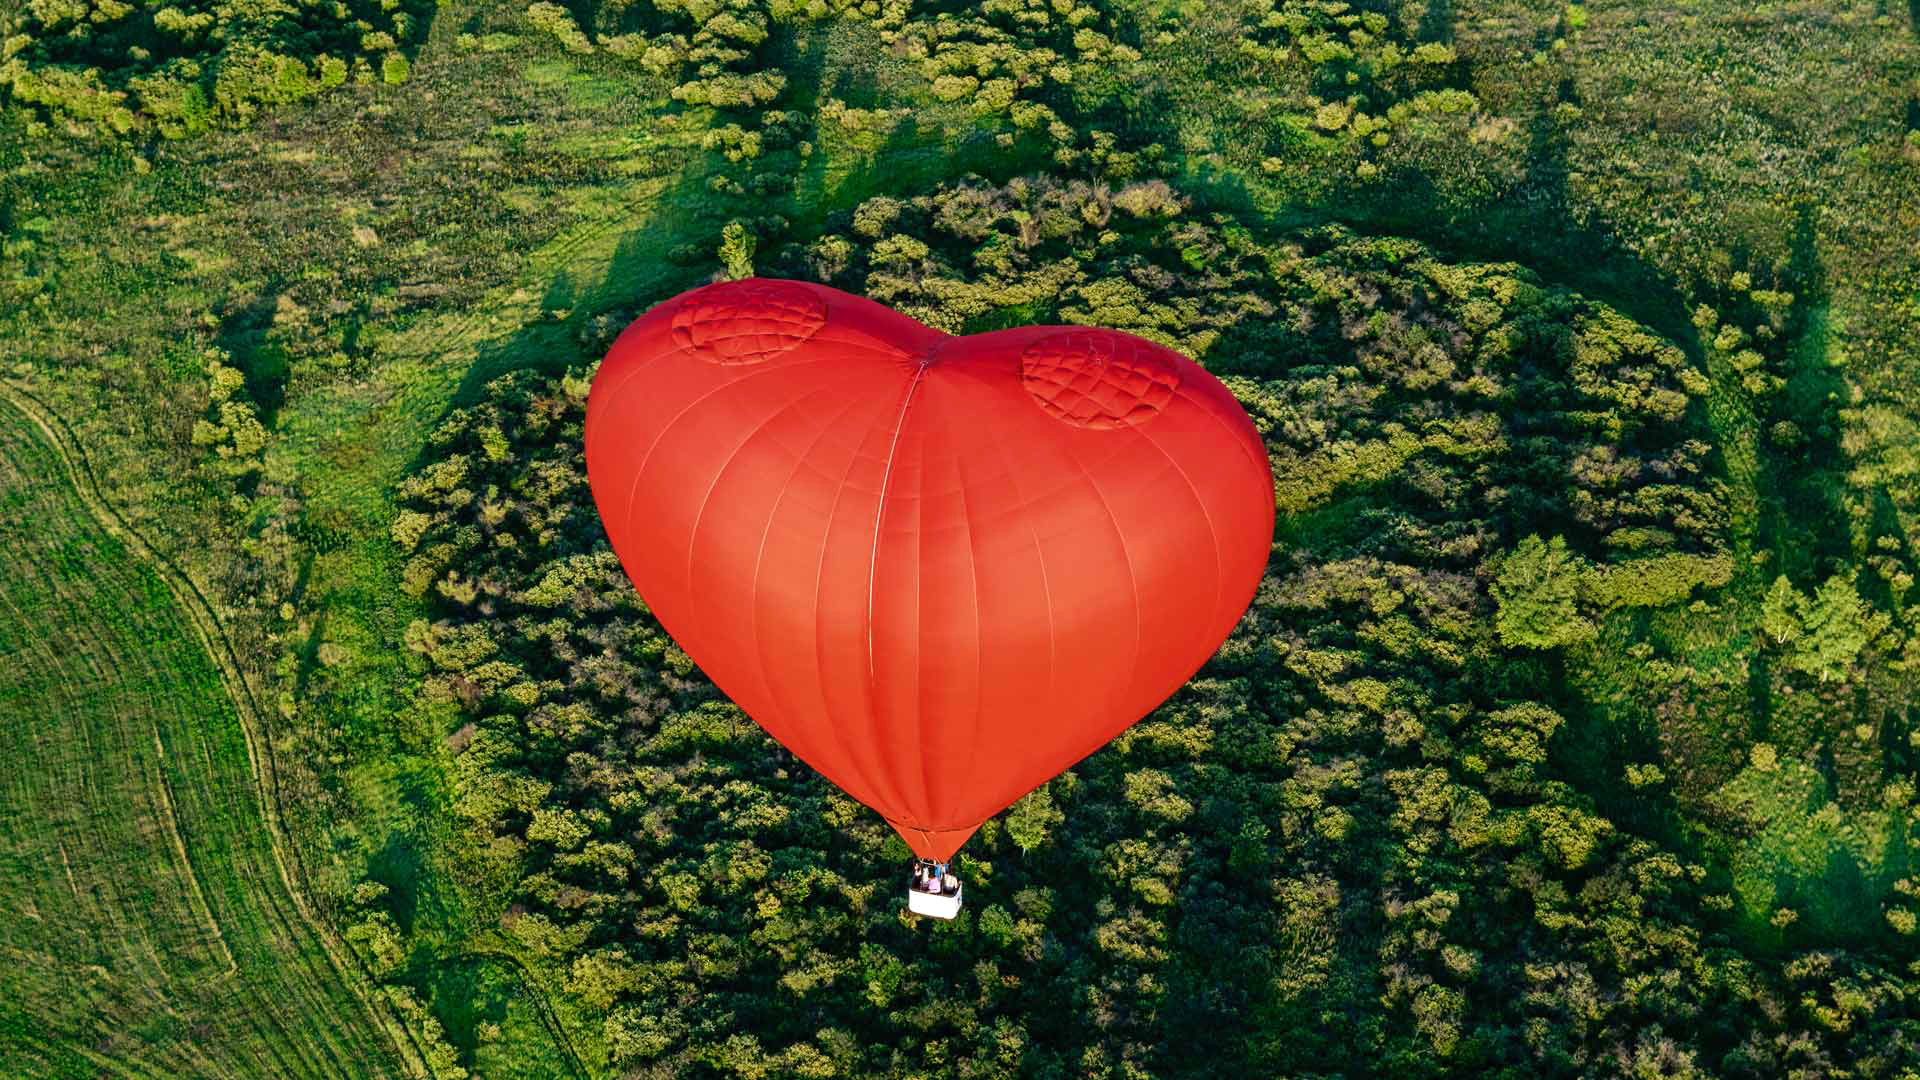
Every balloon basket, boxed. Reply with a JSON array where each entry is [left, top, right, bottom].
[[907, 880, 963, 920]]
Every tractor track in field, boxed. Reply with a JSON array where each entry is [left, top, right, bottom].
[[0, 109, 709, 1080], [0, 378, 438, 1080]]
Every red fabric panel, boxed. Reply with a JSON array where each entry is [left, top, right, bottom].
[[586, 279, 1274, 860]]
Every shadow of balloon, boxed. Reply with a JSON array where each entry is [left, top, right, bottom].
[[411, 21, 1052, 441]]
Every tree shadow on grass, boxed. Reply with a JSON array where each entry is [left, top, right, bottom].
[[1784, 846, 1880, 948], [214, 283, 292, 424], [412, 958, 515, 1064], [1416, 0, 1455, 44], [405, 953, 585, 1080], [1759, 207, 1851, 578], [291, 602, 328, 701], [367, 827, 430, 936]]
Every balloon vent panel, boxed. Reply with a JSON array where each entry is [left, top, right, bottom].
[[672, 281, 828, 365], [1020, 330, 1180, 429]]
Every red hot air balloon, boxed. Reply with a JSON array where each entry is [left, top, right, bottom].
[[584, 279, 1273, 875]]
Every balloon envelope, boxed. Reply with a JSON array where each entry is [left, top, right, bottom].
[[585, 279, 1273, 860]]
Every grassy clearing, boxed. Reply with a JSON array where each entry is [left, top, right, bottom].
[[1712, 757, 1908, 940], [0, 394, 410, 1079]]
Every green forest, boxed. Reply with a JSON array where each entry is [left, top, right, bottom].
[[3, 0, 1919, 1077]]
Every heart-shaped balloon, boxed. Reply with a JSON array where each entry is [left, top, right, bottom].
[[585, 279, 1273, 860]]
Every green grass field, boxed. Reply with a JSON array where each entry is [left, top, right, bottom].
[[0, 393, 413, 1079]]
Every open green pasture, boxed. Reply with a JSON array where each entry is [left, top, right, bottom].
[[0, 396, 409, 1079]]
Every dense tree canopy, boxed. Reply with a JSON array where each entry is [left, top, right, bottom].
[[2, 0, 430, 135]]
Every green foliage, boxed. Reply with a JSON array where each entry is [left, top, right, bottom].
[[187, 347, 268, 474], [1763, 573, 1893, 683], [718, 220, 756, 280], [1493, 536, 1594, 648], [1761, 573, 1803, 645], [383, 986, 469, 1080], [1583, 552, 1732, 611], [525, 3, 594, 54], [3, 0, 427, 134], [346, 910, 408, 977], [1003, 784, 1063, 853]]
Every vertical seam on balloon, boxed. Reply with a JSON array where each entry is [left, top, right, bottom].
[[1058, 436, 1145, 741], [741, 386, 879, 810], [906, 387, 949, 829], [904, 408, 931, 826], [865, 364, 928, 678], [861, 361, 929, 812], [1136, 422, 1225, 642], [953, 378, 1058, 826], [808, 374, 919, 820], [943, 394, 986, 836]]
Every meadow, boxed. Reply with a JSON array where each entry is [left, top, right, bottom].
[[0, 387, 417, 1078]]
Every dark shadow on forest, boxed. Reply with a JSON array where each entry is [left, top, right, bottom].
[[1416, 0, 1455, 43]]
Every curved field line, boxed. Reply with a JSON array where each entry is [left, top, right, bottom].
[[144, 724, 241, 980], [0, 379, 435, 1079]]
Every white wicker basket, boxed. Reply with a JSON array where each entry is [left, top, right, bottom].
[[907, 881, 963, 920]]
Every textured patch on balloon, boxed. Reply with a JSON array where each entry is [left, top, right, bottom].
[[671, 281, 828, 365], [1020, 330, 1181, 429]]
